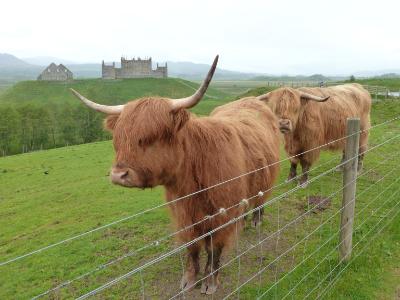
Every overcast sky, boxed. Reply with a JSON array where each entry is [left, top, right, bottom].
[[1, 0, 399, 75]]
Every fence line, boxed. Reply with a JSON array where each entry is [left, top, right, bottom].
[[278, 177, 400, 300], [317, 201, 400, 299], [191, 150, 400, 297], [302, 189, 400, 299], [220, 163, 400, 299], [2, 116, 400, 299], [3, 114, 400, 270], [242, 162, 400, 300], [73, 129, 400, 299], [33, 150, 357, 299]]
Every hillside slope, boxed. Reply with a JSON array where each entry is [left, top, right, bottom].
[[0, 78, 227, 107], [0, 78, 229, 156]]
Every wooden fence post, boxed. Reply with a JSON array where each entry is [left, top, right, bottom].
[[339, 118, 360, 262]]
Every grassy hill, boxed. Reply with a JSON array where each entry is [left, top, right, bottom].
[[0, 78, 228, 111], [0, 98, 399, 299], [0, 78, 230, 156]]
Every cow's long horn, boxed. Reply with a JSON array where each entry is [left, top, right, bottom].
[[300, 92, 330, 102], [171, 55, 219, 110], [70, 88, 124, 114]]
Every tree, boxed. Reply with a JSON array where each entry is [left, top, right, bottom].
[[349, 75, 356, 82], [0, 105, 20, 155]]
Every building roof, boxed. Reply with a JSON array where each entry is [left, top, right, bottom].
[[41, 63, 72, 74]]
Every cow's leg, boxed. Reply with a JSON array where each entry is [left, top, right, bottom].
[[201, 239, 222, 295], [180, 243, 200, 291], [336, 150, 345, 172], [286, 159, 299, 182], [358, 131, 368, 172], [299, 159, 310, 188], [252, 206, 264, 227]]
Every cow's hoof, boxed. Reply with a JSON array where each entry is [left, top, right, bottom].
[[201, 279, 218, 295], [180, 272, 197, 292], [298, 181, 308, 189]]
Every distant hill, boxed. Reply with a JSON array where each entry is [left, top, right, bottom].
[[19, 57, 260, 80], [1, 53, 264, 82], [0, 53, 42, 84], [375, 73, 400, 78], [0, 53, 33, 67], [166, 61, 259, 80], [3, 53, 399, 84], [251, 74, 331, 82], [353, 69, 400, 77]]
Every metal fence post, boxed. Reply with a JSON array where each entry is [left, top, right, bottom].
[[339, 118, 360, 262]]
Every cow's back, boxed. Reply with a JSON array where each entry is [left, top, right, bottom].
[[210, 98, 280, 198], [298, 83, 371, 115], [296, 84, 371, 149]]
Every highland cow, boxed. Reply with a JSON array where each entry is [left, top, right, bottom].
[[258, 83, 371, 187], [70, 56, 280, 295]]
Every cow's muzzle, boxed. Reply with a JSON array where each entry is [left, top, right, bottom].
[[278, 119, 292, 134], [110, 167, 136, 187], [110, 163, 154, 189]]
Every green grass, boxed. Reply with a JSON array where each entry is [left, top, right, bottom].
[[209, 78, 400, 97], [0, 99, 399, 299], [207, 80, 273, 96], [0, 78, 231, 156], [0, 78, 229, 115], [352, 78, 400, 91]]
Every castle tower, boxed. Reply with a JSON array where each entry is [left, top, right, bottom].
[[102, 61, 116, 79], [101, 56, 168, 79]]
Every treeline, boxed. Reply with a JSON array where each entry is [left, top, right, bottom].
[[0, 102, 109, 156]]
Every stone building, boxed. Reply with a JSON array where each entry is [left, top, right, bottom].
[[102, 57, 167, 79], [37, 63, 73, 81]]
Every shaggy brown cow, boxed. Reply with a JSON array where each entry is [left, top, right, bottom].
[[70, 56, 280, 295], [258, 83, 371, 187]]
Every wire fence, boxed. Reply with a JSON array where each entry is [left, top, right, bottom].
[[1, 115, 400, 299]]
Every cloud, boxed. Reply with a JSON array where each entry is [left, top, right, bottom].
[[1, 0, 399, 75]]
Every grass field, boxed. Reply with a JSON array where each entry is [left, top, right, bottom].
[[353, 78, 400, 91], [207, 80, 274, 96], [0, 91, 400, 299], [0, 78, 230, 116], [207, 78, 400, 97], [0, 78, 232, 156]]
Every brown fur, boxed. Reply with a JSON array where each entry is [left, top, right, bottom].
[[261, 83, 371, 185], [105, 96, 280, 292]]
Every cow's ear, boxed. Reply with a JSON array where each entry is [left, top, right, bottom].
[[104, 114, 119, 132], [257, 92, 270, 102], [171, 108, 190, 133]]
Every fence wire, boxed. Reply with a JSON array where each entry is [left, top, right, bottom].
[[71, 126, 400, 299]]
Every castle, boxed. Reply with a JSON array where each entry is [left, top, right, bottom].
[[102, 57, 167, 79], [37, 63, 73, 81]]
